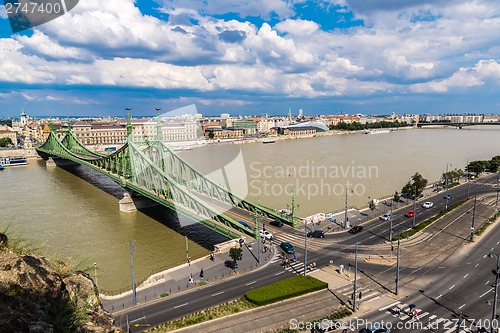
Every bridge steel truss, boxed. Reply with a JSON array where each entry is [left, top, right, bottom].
[[36, 129, 290, 239]]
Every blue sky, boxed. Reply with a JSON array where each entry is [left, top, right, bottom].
[[0, 0, 499, 118]]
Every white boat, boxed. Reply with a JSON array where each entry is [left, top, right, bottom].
[[364, 129, 390, 134], [262, 139, 275, 144], [0, 156, 28, 167]]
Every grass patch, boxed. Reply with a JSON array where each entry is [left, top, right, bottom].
[[198, 281, 207, 286], [392, 199, 468, 241], [149, 297, 257, 332], [245, 275, 327, 306], [475, 211, 500, 237], [160, 293, 169, 298]]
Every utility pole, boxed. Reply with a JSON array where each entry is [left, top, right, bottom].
[[466, 159, 471, 200], [185, 236, 190, 265], [255, 207, 261, 264], [93, 262, 97, 288], [344, 186, 349, 228], [489, 252, 500, 326], [353, 242, 358, 311], [396, 234, 400, 295], [130, 240, 137, 305], [389, 200, 394, 260], [496, 171, 500, 210], [304, 219, 308, 276], [445, 163, 451, 210], [412, 185, 417, 228], [470, 196, 476, 241]]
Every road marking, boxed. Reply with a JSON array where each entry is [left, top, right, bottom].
[[484, 255, 488, 258], [379, 301, 401, 312], [463, 274, 468, 279], [492, 248, 495, 252], [459, 304, 465, 309], [450, 284, 455, 290], [475, 263, 479, 268], [130, 316, 145, 323], [174, 303, 188, 309], [436, 294, 442, 299], [497, 241, 499, 245], [480, 289, 492, 298], [486, 280, 490, 285], [246, 281, 257, 286], [211, 291, 224, 297], [275, 271, 285, 276]]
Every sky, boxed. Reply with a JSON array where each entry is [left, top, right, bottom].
[[0, 0, 499, 118]]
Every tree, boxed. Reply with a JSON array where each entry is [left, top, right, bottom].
[[401, 172, 428, 198], [229, 247, 242, 264], [0, 137, 13, 147], [393, 191, 400, 204], [467, 160, 487, 176], [368, 199, 376, 210]]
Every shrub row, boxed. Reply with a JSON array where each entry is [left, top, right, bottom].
[[475, 211, 500, 237], [392, 199, 468, 241], [245, 275, 327, 306]]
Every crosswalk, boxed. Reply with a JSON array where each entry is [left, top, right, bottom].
[[332, 284, 383, 305], [378, 302, 475, 333], [269, 253, 317, 276]]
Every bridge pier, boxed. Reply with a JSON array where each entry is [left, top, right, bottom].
[[45, 157, 56, 167], [118, 192, 137, 213]]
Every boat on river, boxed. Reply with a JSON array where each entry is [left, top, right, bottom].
[[364, 129, 390, 134], [0, 156, 28, 167]]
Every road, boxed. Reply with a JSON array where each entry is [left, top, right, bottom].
[[112, 173, 500, 332]]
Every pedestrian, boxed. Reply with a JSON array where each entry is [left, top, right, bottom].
[[188, 257, 191, 266], [188, 273, 194, 284], [397, 305, 403, 318], [413, 309, 419, 321], [199, 268, 204, 280], [210, 252, 214, 261]]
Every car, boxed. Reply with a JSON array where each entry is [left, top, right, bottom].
[[259, 229, 273, 240], [280, 241, 295, 254], [422, 201, 433, 208], [405, 210, 415, 217], [443, 193, 453, 199], [307, 230, 325, 238], [270, 219, 284, 227], [239, 221, 252, 230], [348, 226, 363, 234], [379, 214, 391, 221]]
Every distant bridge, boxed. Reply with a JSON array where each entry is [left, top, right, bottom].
[[35, 115, 291, 239], [418, 122, 500, 128]]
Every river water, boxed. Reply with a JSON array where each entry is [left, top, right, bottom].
[[1, 126, 499, 291]]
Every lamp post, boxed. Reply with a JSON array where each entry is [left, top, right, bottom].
[[396, 233, 401, 295], [185, 236, 190, 265], [488, 252, 500, 326], [353, 241, 358, 312], [445, 163, 451, 210], [344, 186, 349, 228], [470, 196, 476, 241], [412, 185, 417, 228], [304, 219, 308, 276], [93, 262, 97, 288], [496, 171, 499, 210], [389, 199, 394, 258], [129, 240, 136, 305]]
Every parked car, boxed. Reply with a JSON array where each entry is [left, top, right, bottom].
[[348, 226, 363, 234], [444, 193, 453, 199], [280, 241, 295, 254], [405, 209, 416, 217], [239, 221, 252, 230], [379, 214, 391, 221], [307, 230, 325, 238], [270, 219, 284, 227], [422, 201, 433, 208], [259, 229, 273, 240]]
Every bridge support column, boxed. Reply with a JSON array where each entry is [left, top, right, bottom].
[[119, 192, 137, 213], [46, 157, 56, 167]]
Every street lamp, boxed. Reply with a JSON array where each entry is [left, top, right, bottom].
[[488, 252, 500, 325], [412, 184, 417, 228], [93, 262, 97, 288], [470, 196, 476, 241], [353, 241, 359, 312], [396, 233, 401, 295], [129, 240, 136, 305], [185, 236, 190, 265], [445, 163, 452, 210]]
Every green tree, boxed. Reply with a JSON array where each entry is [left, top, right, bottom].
[[0, 137, 14, 147], [401, 172, 428, 198], [467, 160, 487, 176], [229, 247, 242, 265], [393, 191, 400, 204], [368, 199, 376, 211]]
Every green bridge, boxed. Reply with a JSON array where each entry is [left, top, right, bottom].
[[35, 115, 291, 239]]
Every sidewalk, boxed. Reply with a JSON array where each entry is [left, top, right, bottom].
[[100, 238, 276, 313]]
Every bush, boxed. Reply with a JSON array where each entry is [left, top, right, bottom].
[[245, 275, 327, 306]]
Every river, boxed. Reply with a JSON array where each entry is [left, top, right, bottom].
[[1, 126, 499, 291]]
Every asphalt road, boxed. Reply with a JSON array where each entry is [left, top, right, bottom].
[[113, 174, 500, 332]]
